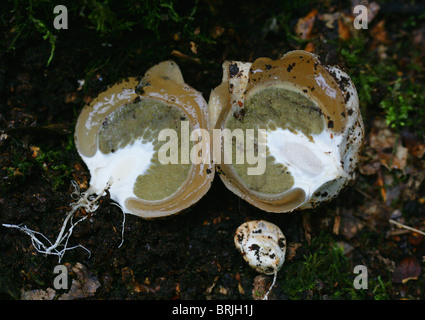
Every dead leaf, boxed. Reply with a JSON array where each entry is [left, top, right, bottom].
[[369, 119, 408, 172], [393, 143, 408, 171], [252, 275, 272, 300], [238, 282, 245, 295], [369, 121, 396, 150], [234, 272, 245, 295], [413, 27, 425, 50], [22, 263, 101, 300], [171, 50, 201, 64], [401, 130, 425, 159], [59, 262, 101, 300], [392, 256, 421, 284], [218, 286, 228, 295], [302, 212, 312, 244], [205, 275, 219, 294], [211, 25, 225, 39], [376, 169, 387, 202], [339, 208, 364, 239], [360, 200, 391, 229], [368, 249, 395, 273], [359, 160, 381, 175], [65, 92, 78, 103], [304, 41, 315, 52], [30, 146, 40, 158], [370, 20, 390, 44], [409, 143, 425, 159], [408, 232, 424, 246], [402, 170, 425, 201], [295, 9, 318, 40], [190, 41, 198, 54], [121, 267, 135, 286], [72, 163, 88, 190], [286, 242, 302, 261], [338, 18, 351, 40], [320, 13, 338, 29], [21, 288, 56, 300], [384, 181, 404, 207]]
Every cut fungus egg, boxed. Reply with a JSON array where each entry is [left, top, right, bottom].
[[209, 50, 364, 213], [75, 61, 214, 218]]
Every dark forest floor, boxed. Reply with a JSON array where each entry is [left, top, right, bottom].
[[1, 0, 425, 300]]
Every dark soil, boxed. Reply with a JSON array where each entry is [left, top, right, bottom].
[[1, 0, 425, 300]]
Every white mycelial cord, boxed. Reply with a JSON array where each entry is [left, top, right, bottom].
[[2, 179, 113, 263], [111, 201, 126, 249], [262, 272, 278, 300]]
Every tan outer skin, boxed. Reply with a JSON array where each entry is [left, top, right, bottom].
[[75, 61, 214, 218]]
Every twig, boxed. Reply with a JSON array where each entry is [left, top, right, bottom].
[[388, 229, 414, 236], [354, 187, 425, 236], [389, 219, 425, 237]]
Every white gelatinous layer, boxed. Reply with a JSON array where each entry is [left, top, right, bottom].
[[266, 127, 346, 199], [81, 138, 155, 211]]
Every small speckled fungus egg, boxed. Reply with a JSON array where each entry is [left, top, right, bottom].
[[209, 50, 364, 213], [234, 220, 286, 299], [75, 61, 214, 218]]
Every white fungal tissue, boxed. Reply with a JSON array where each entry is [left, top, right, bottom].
[[234, 220, 286, 275]]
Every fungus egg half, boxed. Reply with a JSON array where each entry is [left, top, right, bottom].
[[209, 50, 364, 213], [75, 61, 214, 218]]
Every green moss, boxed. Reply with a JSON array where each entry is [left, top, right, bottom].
[[280, 233, 372, 299], [6, 0, 57, 66], [4, 0, 205, 68], [339, 36, 387, 111], [338, 26, 425, 138], [371, 275, 391, 300], [34, 144, 74, 191], [0, 137, 75, 192], [380, 78, 425, 136], [1, 147, 33, 192], [282, 231, 394, 300]]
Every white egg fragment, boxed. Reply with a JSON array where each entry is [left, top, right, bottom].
[[234, 220, 286, 275], [75, 61, 214, 218], [209, 50, 364, 213]]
